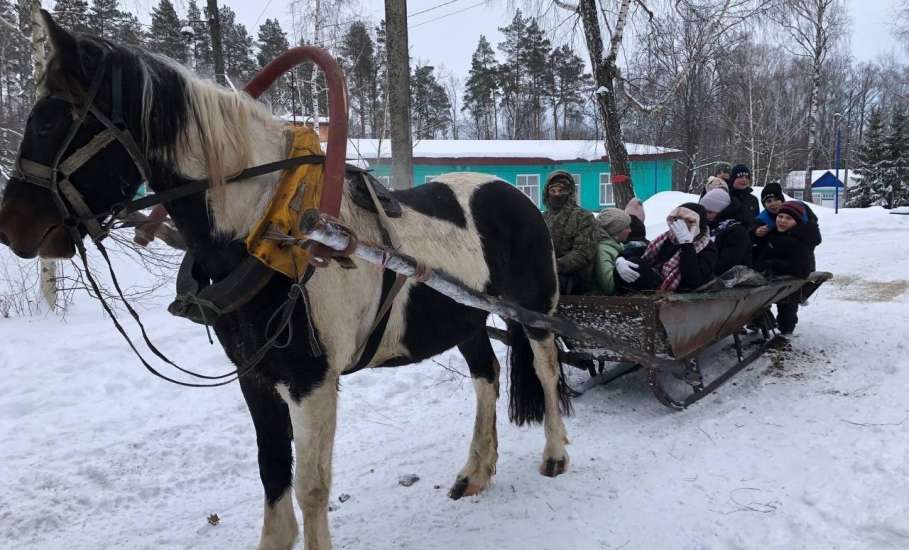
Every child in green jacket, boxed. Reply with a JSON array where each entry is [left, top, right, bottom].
[[594, 208, 633, 295]]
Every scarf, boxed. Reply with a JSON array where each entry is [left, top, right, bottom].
[[641, 230, 711, 292]]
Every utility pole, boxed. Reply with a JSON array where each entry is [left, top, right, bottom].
[[206, 0, 225, 86], [384, 0, 413, 189], [29, 1, 57, 311]]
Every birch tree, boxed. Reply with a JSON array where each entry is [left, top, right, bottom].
[[774, 0, 846, 198]]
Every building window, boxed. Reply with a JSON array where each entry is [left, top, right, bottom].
[[516, 174, 541, 207], [572, 174, 582, 204], [424, 175, 437, 183], [599, 172, 613, 206], [790, 189, 802, 200], [377, 176, 390, 187]]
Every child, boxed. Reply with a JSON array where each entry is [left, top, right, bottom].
[[593, 208, 632, 295], [615, 203, 717, 293], [754, 183, 785, 237], [754, 201, 822, 335], [623, 198, 648, 257]]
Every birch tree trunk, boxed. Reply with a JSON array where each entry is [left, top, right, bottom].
[[578, 0, 633, 208], [28, 1, 58, 311]]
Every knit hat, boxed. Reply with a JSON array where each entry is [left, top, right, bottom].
[[714, 162, 732, 176], [699, 188, 731, 213], [777, 201, 805, 224], [730, 164, 751, 181], [624, 197, 645, 223], [705, 176, 729, 193], [597, 208, 632, 239], [761, 182, 784, 203]]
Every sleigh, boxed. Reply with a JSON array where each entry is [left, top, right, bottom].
[[490, 271, 832, 409]]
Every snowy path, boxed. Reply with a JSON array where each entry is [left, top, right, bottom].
[[2, 198, 908, 549]]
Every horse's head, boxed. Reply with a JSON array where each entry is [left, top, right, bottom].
[[0, 11, 184, 259]]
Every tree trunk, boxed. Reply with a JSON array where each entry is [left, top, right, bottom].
[[578, 0, 633, 208], [802, 63, 821, 204], [207, 0, 225, 86], [310, 0, 322, 136]]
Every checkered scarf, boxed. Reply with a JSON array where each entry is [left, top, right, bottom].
[[642, 207, 711, 291]]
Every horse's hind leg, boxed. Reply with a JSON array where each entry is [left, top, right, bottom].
[[526, 328, 570, 477], [449, 328, 500, 500], [239, 375, 298, 550]]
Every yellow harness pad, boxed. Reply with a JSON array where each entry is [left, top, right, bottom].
[[245, 125, 324, 279]]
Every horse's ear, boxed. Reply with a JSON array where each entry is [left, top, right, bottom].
[[38, 10, 81, 77]]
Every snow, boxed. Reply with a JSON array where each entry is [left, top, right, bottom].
[[2, 198, 909, 549], [345, 139, 680, 163]]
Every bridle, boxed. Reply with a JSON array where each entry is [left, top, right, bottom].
[[12, 47, 152, 245]]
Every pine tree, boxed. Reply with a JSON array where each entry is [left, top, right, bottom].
[[114, 12, 144, 46], [53, 0, 90, 34], [220, 6, 256, 85], [883, 104, 909, 208], [257, 18, 290, 113], [340, 21, 376, 137], [186, 0, 212, 75], [497, 10, 527, 138], [87, 0, 119, 39], [150, 0, 187, 63], [520, 18, 551, 138], [851, 107, 888, 207], [463, 35, 500, 139], [411, 64, 451, 139], [549, 44, 590, 139]]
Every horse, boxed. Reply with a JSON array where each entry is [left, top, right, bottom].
[[0, 11, 571, 550]]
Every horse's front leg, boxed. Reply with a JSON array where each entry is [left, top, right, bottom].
[[277, 373, 339, 550], [239, 374, 298, 550]]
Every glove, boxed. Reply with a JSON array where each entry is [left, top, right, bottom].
[[669, 219, 694, 244], [615, 257, 640, 283]]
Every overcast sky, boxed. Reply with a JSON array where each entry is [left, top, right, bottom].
[[126, 0, 906, 77]]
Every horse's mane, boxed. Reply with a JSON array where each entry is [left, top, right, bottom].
[[45, 35, 285, 233]]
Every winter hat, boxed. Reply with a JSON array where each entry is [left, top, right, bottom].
[[730, 164, 752, 181], [761, 182, 784, 203], [624, 197, 645, 223], [777, 201, 806, 224], [705, 176, 729, 193], [713, 162, 732, 176], [669, 203, 708, 236], [699, 188, 732, 213], [597, 208, 631, 239]]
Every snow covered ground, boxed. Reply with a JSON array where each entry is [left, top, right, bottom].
[[2, 194, 908, 550]]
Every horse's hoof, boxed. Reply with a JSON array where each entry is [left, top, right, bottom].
[[448, 475, 489, 500], [448, 476, 470, 500], [540, 457, 568, 477]]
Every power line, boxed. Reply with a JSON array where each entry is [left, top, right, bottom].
[[409, 0, 463, 19], [408, 0, 487, 30], [253, 0, 277, 30]]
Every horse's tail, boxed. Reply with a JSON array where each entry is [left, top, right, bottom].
[[506, 321, 572, 426]]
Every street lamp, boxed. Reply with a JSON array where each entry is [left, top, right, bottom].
[[834, 112, 842, 214]]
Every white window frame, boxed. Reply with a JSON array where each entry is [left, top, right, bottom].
[[572, 174, 582, 205], [377, 175, 390, 187], [599, 172, 614, 206], [516, 174, 541, 207]]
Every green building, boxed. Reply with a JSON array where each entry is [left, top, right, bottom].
[[349, 139, 680, 211]]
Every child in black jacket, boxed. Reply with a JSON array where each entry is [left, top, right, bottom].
[[754, 201, 822, 335]]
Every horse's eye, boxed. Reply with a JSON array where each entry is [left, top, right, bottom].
[[37, 121, 56, 136]]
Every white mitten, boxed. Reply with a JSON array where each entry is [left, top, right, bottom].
[[669, 219, 694, 244], [615, 257, 640, 282]]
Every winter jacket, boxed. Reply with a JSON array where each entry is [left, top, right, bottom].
[[709, 199, 753, 275], [594, 237, 624, 295], [754, 202, 820, 269], [753, 222, 820, 279], [650, 237, 718, 291], [542, 173, 598, 284], [730, 186, 760, 219]]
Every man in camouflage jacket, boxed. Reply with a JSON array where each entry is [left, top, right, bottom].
[[542, 171, 598, 294]]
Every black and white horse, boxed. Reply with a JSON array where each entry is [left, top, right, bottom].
[[0, 12, 570, 550]]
